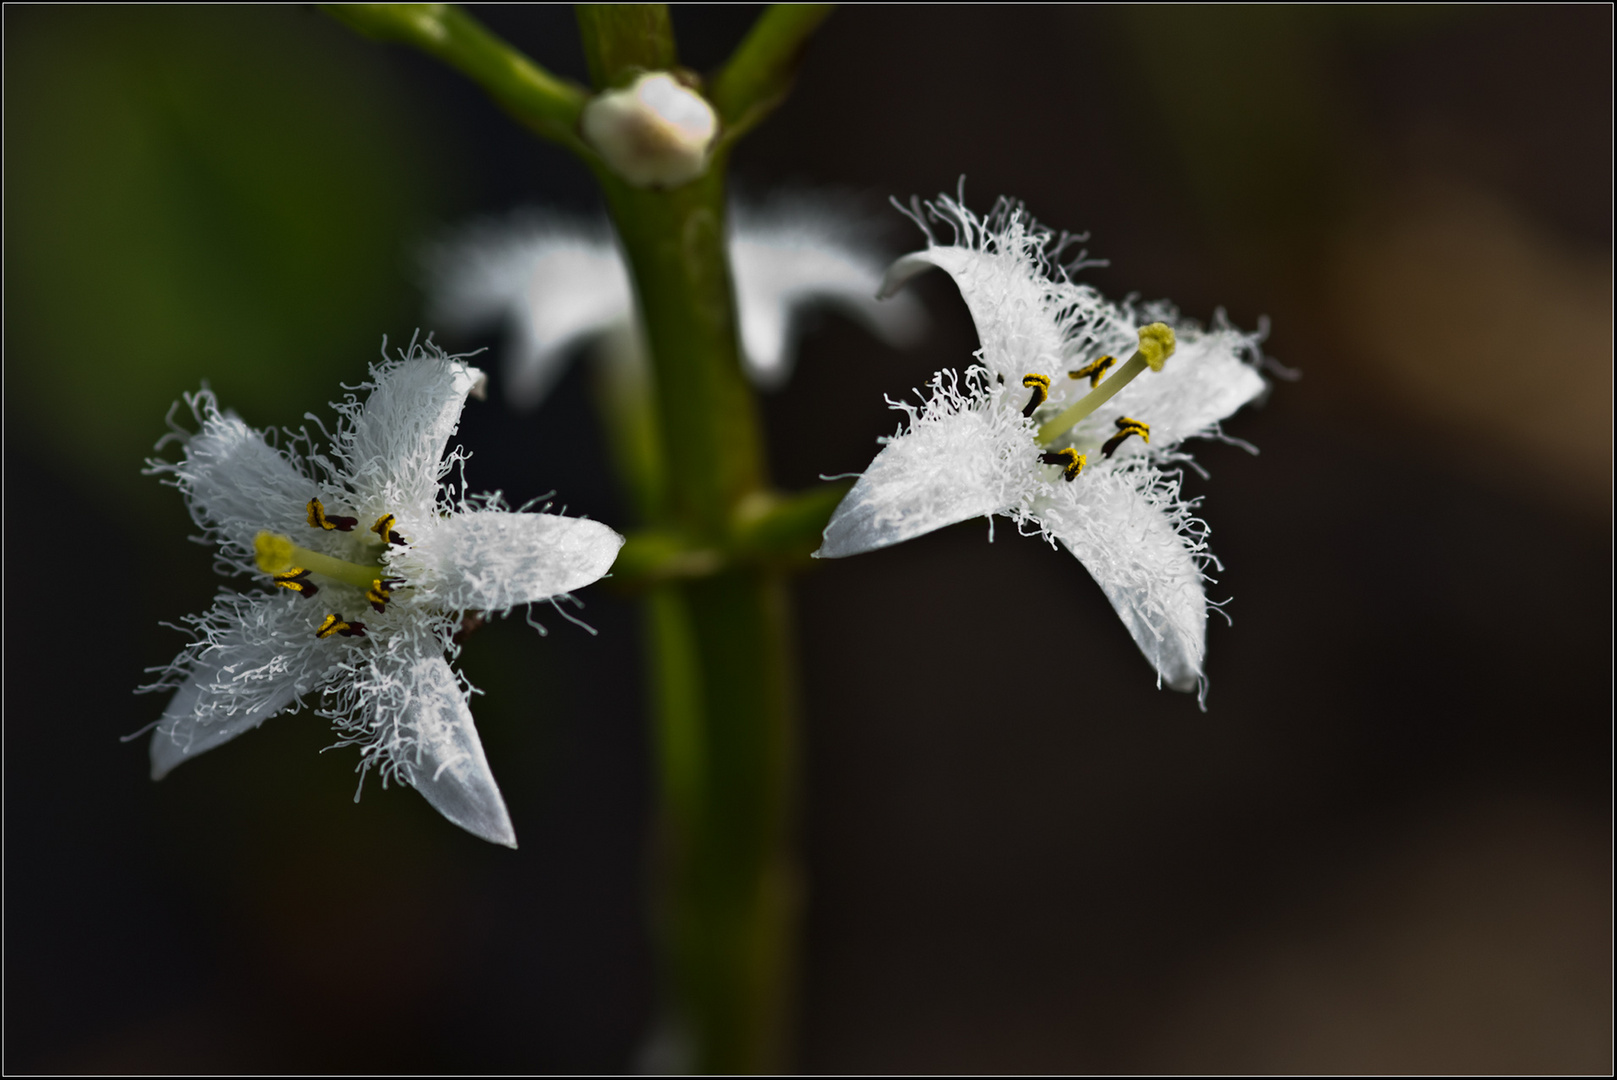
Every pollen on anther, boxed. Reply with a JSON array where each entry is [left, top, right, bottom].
[[371, 513, 406, 546], [307, 498, 358, 532], [316, 613, 366, 639], [273, 568, 318, 599], [1021, 373, 1051, 418], [365, 577, 396, 614], [1069, 355, 1115, 388], [1039, 447, 1085, 481], [1101, 416, 1150, 458]]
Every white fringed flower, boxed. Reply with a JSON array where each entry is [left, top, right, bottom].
[[144, 340, 624, 847], [425, 195, 925, 406], [816, 196, 1269, 699]]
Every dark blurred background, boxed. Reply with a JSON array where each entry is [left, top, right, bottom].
[[5, 5, 1610, 1072]]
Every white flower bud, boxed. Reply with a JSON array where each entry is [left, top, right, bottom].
[[580, 72, 718, 188]]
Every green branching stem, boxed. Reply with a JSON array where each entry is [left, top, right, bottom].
[[573, 4, 677, 87], [569, 5, 830, 1073], [331, 3, 840, 1071], [708, 5, 835, 142], [611, 483, 852, 589], [321, 4, 593, 155]]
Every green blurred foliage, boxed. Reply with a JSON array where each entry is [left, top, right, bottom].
[[5, 6, 445, 504]]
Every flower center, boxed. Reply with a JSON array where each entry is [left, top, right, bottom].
[[255, 530, 386, 591], [1034, 322, 1176, 446], [255, 499, 411, 636]]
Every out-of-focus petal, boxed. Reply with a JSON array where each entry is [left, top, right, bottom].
[[393, 653, 517, 848], [1039, 469, 1207, 693], [729, 205, 924, 389], [426, 216, 632, 409], [406, 510, 624, 612]]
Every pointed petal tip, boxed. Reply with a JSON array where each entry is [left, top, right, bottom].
[[1165, 671, 1199, 694], [415, 775, 519, 849], [400, 660, 520, 849], [458, 806, 519, 849]]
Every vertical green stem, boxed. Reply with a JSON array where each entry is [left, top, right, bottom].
[[576, 7, 797, 1071]]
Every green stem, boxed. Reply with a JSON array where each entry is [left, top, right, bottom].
[[322, 4, 592, 155], [573, 4, 677, 87], [574, 6, 807, 1072], [610, 483, 854, 589], [588, 325, 668, 522], [708, 5, 835, 142], [645, 575, 798, 1073], [333, 4, 838, 1067]]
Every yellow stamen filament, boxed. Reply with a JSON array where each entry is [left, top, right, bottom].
[[255, 531, 385, 591], [1036, 323, 1176, 445]]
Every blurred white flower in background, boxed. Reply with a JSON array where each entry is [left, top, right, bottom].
[[144, 340, 624, 846], [425, 193, 926, 407], [817, 195, 1270, 699]]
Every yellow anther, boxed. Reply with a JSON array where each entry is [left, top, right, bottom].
[[1101, 416, 1151, 458], [316, 613, 366, 640], [365, 578, 394, 614], [307, 498, 357, 532], [371, 513, 405, 546], [273, 568, 318, 598], [1039, 447, 1086, 481], [1069, 355, 1115, 388], [1136, 323, 1176, 372], [254, 531, 295, 574], [1021, 373, 1052, 418]]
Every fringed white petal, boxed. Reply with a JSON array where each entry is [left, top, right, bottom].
[[390, 652, 516, 848], [425, 214, 631, 409], [1038, 466, 1208, 694], [148, 393, 314, 565], [405, 510, 624, 612], [333, 342, 484, 513], [878, 196, 1134, 388], [818, 370, 1040, 558], [729, 201, 923, 388], [149, 593, 335, 779]]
